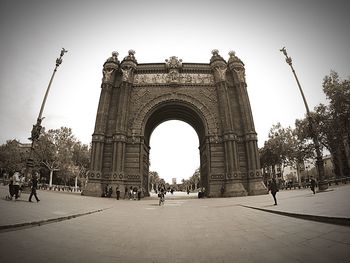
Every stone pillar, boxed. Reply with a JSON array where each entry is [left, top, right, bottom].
[[112, 50, 137, 185], [227, 51, 266, 195], [83, 52, 119, 196], [210, 50, 246, 196]]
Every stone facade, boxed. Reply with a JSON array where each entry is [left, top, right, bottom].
[[83, 50, 267, 197]]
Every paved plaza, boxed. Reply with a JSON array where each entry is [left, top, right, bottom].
[[0, 185, 350, 263]]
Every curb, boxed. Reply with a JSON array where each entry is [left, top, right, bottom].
[[0, 208, 109, 233], [240, 205, 350, 227]]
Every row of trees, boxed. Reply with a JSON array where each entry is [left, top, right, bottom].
[[260, 71, 350, 182], [181, 168, 201, 191], [0, 127, 90, 187], [148, 168, 201, 192]]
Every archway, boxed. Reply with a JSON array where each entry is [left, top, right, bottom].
[[143, 102, 208, 196], [83, 50, 267, 198], [148, 120, 200, 191]]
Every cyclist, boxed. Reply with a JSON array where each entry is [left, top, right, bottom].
[[158, 185, 165, 206]]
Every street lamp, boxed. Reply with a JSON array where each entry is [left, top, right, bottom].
[[280, 47, 328, 191], [26, 48, 68, 176]]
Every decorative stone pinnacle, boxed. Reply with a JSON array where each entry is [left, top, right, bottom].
[[112, 51, 119, 58], [211, 49, 219, 56], [122, 49, 137, 64], [228, 51, 236, 57], [105, 51, 119, 65]]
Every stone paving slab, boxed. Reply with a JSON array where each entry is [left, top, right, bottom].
[[237, 184, 350, 221], [0, 187, 350, 263], [0, 186, 114, 226]]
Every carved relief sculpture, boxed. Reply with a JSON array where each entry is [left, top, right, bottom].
[[102, 51, 119, 83]]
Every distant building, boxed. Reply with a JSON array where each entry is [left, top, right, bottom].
[[18, 142, 31, 153], [323, 155, 335, 179], [172, 178, 177, 185]]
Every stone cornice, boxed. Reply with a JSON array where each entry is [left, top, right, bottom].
[[135, 63, 211, 74]]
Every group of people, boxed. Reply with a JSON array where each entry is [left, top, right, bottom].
[[268, 176, 317, 205], [102, 183, 167, 205], [6, 170, 40, 203], [103, 184, 144, 201]]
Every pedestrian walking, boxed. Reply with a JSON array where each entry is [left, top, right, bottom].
[[124, 186, 128, 199], [220, 183, 225, 197], [29, 172, 40, 202], [116, 184, 120, 200], [133, 186, 138, 200], [137, 186, 142, 200], [6, 177, 14, 200], [268, 178, 279, 205], [129, 186, 133, 200], [12, 171, 21, 200], [310, 177, 316, 194], [107, 185, 113, 198]]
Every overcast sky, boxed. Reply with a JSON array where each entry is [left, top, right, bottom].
[[0, 0, 349, 183]]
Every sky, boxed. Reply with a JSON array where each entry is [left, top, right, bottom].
[[0, 0, 349, 183]]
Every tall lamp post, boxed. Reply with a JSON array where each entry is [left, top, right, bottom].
[[280, 47, 328, 191], [26, 48, 68, 177]]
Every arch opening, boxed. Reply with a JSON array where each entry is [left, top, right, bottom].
[[144, 101, 207, 147], [143, 102, 209, 196], [149, 120, 200, 195]]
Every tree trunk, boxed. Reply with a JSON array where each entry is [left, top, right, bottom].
[[296, 162, 301, 187], [49, 169, 54, 187], [343, 135, 350, 170]]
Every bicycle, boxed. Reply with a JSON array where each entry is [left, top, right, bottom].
[[158, 193, 165, 206]]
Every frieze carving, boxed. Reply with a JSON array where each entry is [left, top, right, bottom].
[[211, 174, 224, 180], [121, 67, 134, 83], [212, 65, 227, 82], [92, 134, 105, 142], [102, 68, 115, 83], [209, 134, 220, 143], [133, 73, 214, 85], [113, 134, 127, 142], [244, 133, 258, 141], [233, 68, 246, 84], [127, 174, 140, 180]]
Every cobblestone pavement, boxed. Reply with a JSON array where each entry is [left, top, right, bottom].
[[0, 185, 349, 263]]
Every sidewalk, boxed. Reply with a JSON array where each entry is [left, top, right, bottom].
[[0, 185, 114, 227], [1, 184, 350, 229], [0, 184, 349, 263], [238, 184, 350, 226]]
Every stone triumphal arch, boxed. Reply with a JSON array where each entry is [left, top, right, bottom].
[[83, 50, 266, 197]]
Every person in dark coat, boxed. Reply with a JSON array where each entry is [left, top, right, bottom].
[[107, 185, 113, 198], [310, 177, 316, 194], [137, 186, 142, 200], [116, 184, 120, 200], [29, 172, 40, 202], [268, 178, 278, 205]]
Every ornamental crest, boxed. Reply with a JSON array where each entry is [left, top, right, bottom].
[[165, 56, 182, 69]]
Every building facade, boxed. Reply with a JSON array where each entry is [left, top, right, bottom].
[[83, 50, 266, 197]]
